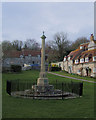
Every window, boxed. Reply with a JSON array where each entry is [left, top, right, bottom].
[[59, 64, 61, 67], [77, 70, 81, 73], [38, 55, 40, 58], [6, 61, 9, 65], [93, 56, 96, 61], [20, 55, 23, 58], [85, 57, 89, 62], [75, 59, 79, 64], [80, 58, 84, 63], [93, 68, 96, 73], [28, 54, 31, 57], [68, 56, 70, 61], [64, 57, 66, 61], [80, 46, 83, 49]]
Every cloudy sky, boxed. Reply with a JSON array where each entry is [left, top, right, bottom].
[[2, 2, 94, 44]]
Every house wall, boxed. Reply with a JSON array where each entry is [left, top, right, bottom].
[[63, 60, 96, 77], [3, 56, 41, 68], [70, 62, 96, 77]]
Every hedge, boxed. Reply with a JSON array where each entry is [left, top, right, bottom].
[[11, 65, 22, 72], [48, 66, 61, 71]]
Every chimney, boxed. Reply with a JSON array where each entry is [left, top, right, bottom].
[[90, 34, 94, 41]]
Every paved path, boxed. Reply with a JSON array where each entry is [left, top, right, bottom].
[[48, 72, 96, 84]]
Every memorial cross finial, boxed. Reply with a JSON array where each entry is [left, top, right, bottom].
[[43, 31, 44, 35]]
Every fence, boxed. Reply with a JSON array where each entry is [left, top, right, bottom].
[[6, 79, 83, 98]]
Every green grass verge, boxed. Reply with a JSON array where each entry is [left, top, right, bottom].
[[52, 71, 95, 82], [2, 70, 94, 118]]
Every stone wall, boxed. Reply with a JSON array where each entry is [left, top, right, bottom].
[[63, 60, 96, 77]]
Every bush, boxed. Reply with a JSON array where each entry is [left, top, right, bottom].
[[48, 66, 61, 71], [2, 67, 11, 73], [11, 65, 22, 72]]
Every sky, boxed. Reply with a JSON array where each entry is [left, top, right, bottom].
[[2, 2, 94, 44]]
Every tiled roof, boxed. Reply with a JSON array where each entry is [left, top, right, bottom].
[[68, 49, 83, 60], [81, 49, 96, 57], [3, 50, 41, 58], [65, 34, 96, 64]]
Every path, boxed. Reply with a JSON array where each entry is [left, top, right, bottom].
[[48, 72, 96, 84]]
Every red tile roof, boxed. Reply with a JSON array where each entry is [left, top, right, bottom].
[[68, 49, 83, 60], [3, 50, 41, 58]]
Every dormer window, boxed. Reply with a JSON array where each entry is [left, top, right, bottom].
[[93, 56, 96, 61], [75, 59, 79, 64], [64, 57, 66, 61], [85, 57, 89, 62], [68, 56, 70, 61], [80, 58, 84, 63], [80, 46, 83, 49]]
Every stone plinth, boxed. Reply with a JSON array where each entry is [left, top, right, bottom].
[[37, 78, 48, 86], [32, 85, 54, 94]]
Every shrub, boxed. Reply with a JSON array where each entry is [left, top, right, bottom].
[[2, 67, 11, 73], [52, 64, 57, 67], [11, 65, 22, 72], [48, 66, 61, 71]]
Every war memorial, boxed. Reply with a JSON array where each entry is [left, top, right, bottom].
[[7, 32, 83, 99]]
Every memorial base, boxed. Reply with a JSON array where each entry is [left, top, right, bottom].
[[32, 85, 54, 94], [37, 77, 49, 86]]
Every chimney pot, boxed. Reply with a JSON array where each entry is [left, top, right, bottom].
[[90, 34, 94, 41]]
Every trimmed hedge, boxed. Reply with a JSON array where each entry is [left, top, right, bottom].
[[11, 65, 22, 72]]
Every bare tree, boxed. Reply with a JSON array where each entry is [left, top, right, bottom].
[[12, 40, 23, 50], [2, 40, 13, 51], [45, 32, 71, 62], [24, 39, 40, 50], [71, 37, 89, 50], [53, 32, 71, 61]]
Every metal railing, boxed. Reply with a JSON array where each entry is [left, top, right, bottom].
[[6, 80, 83, 98]]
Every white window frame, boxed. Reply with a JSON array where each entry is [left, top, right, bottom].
[[93, 68, 96, 73], [75, 59, 79, 64], [93, 56, 96, 61], [68, 56, 70, 61], [80, 58, 84, 63], [64, 57, 66, 61], [85, 57, 89, 62], [80, 46, 83, 49]]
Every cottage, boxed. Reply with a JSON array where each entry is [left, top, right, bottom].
[[2, 49, 41, 70], [63, 34, 96, 77]]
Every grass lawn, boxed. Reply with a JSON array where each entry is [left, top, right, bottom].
[[52, 71, 95, 82], [2, 70, 95, 118]]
